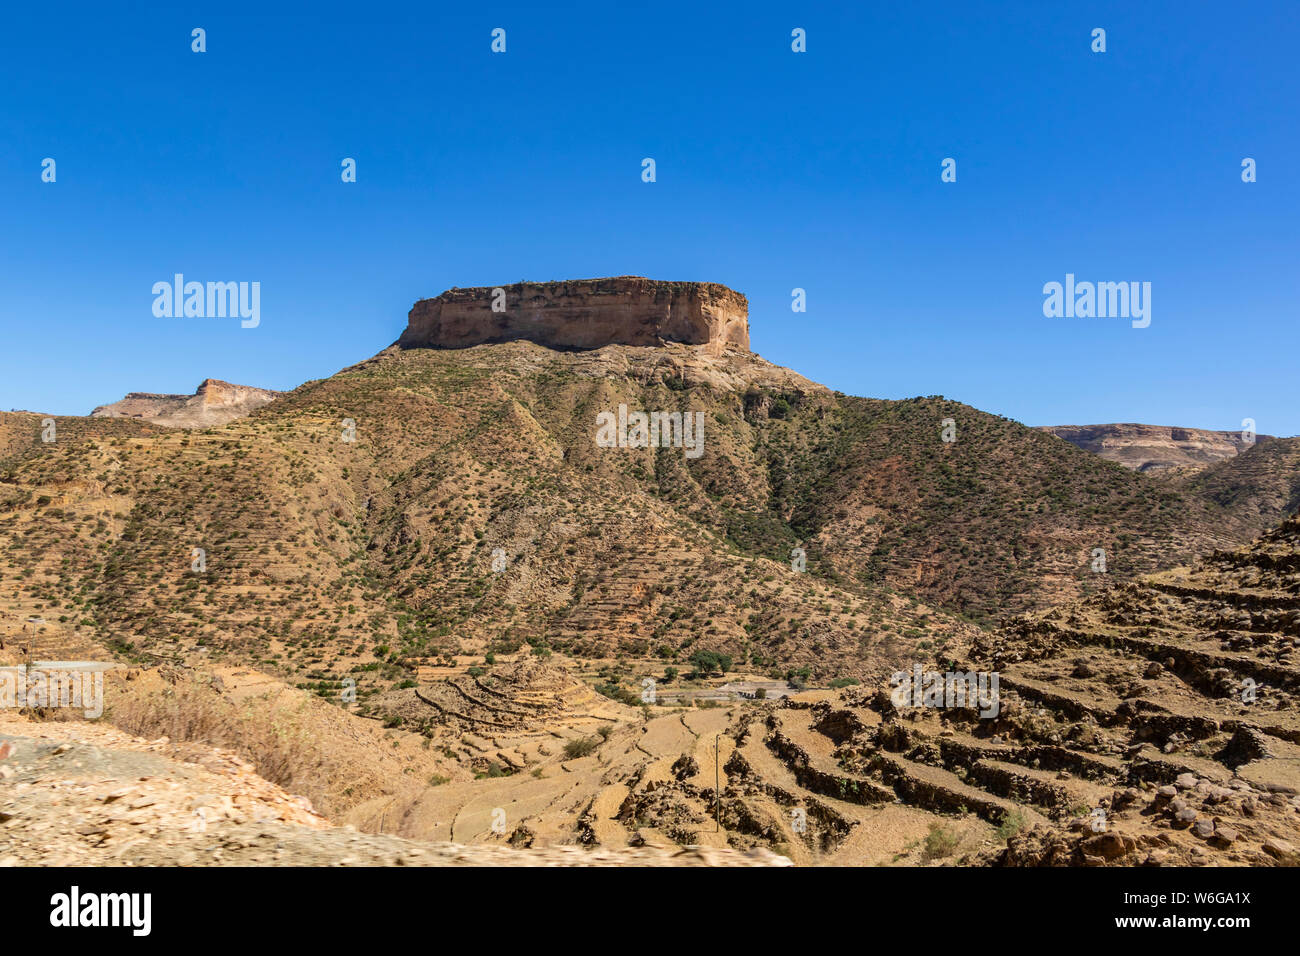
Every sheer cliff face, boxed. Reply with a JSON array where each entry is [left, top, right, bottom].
[[397, 277, 750, 355]]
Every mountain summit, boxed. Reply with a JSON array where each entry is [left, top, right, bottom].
[[397, 277, 750, 354]]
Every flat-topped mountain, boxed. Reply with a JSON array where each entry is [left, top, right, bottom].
[[91, 378, 281, 429], [398, 277, 750, 355], [1041, 423, 1267, 473]]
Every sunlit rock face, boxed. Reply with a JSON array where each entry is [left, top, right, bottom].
[[398, 277, 750, 355]]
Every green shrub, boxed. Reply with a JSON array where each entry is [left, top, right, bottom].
[[996, 809, 1028, 842], [563, 737, 599, 759], [922, 823, 960, 860]]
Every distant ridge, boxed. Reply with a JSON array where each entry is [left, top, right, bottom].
[[1039, 423, 1270, 473], [91, 378, 280, 429]]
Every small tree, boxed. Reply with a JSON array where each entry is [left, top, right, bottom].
[[689, 649, 732, 677]]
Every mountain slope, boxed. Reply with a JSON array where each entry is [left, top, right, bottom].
[[1, 276, 1297, 705], [1173, 436, 1300, 531], [0, 334, 1292, 698], [0, 343, 980, 698]]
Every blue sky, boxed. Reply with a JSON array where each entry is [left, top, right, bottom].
[[3, 1, 1297, 434]]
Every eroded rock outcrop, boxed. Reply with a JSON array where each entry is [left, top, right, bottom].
[[91, 379, 280, 429], [1040, 423, 1267, 473], [398, 277, 750, 355]]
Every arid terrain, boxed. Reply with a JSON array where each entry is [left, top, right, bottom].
[[2, 278, 1297, 866]]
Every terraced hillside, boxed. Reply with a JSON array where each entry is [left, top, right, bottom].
[[347, 665, 987, 864], [966, 513, 1300, 863], [370, 667, 1295, 865], [361, 516, 1300, 866]]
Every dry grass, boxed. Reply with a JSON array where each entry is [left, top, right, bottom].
[[108, 682, 330, 809], [922, 822, 961, 861]]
